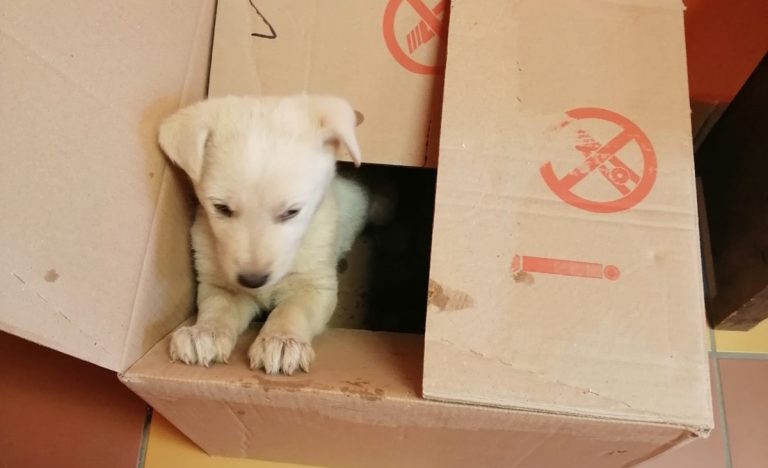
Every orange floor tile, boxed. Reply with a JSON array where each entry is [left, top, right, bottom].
[[0, 331, 149, 468], [719, 359, 768, 468]]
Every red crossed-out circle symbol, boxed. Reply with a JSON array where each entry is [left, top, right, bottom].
[[383, 0, 447, 75], [540, 108, 658, 214]]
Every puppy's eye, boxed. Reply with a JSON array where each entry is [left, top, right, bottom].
[[213, 203, 233, 218], [278, 208, 301, 222]]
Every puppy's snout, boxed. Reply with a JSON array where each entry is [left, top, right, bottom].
[[237, 272, 269, 289]]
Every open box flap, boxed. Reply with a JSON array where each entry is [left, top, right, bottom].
[[424, 0, 713, 433], [0, 0, 215, 371], [208, 0, 446, 168]]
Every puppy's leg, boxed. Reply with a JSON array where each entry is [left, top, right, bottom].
[[249, 285, 336, 375], [170, 284, 257, 366]]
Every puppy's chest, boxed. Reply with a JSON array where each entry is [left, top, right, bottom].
[[242, 276, 298, 312], [244, 285, 280, 312]]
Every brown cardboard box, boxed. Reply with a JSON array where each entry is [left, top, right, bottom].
[[423, 0, 712, 426], [124, 325, 699, 468], [208, 0, 448, 168], [0, 1, 712, 467], [0, 0, 215, 370]]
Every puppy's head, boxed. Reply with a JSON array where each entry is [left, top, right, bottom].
[[158, 95, 361, 290]]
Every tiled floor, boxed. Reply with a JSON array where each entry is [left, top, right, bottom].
[[143, 414, 313, 468], [1, 324, 766, 468], [0, 332, 149, 468]]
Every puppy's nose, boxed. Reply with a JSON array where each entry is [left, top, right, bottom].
[[237, 273, 269, 289]]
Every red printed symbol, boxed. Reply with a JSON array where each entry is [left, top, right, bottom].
[[540, 108, 657, 213], [512, 255, 620, 281], [383, 0, 448, 75]]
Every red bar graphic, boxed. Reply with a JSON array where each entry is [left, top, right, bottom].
[[403, 0, 446, 55], [511, 255, 620, 281]]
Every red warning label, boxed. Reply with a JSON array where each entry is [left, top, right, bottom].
[[512, 255, 620, 281], [383, 0, 448, 75], [540, 108, 657, 214]]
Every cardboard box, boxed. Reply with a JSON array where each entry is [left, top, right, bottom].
[[208, 0, 448, 168], [0, 1, 712, 467], [0, 0, 215, 370], [422, 0, 711, 422], [125, 325, 700, 468]]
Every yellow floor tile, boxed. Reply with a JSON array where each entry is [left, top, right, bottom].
[[714, 318, 768, 353], [143, 413, 321, 468]]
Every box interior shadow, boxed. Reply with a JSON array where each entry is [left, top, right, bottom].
[[247, 162, 438, 336]]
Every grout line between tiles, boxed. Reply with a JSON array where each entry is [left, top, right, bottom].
[[714, 351, 768, 360], [136, 406, 154, 468], [710, 337, 733, 468]]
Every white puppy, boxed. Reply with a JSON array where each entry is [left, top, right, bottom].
[[158, 95, 370, 375]]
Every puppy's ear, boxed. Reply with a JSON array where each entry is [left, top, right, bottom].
[[310, 96, 362, 167], [158, 102, 212, 182]]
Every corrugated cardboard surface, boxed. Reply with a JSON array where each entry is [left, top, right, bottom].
[[424, 0, 711, 432], [208, 0, 446, 168], [2, 0, 714, 465], [124, 326, 690, 468], [0, 0, 215, 371]]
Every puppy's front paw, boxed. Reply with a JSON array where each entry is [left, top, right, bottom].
[[169, 325, 236, 367], [249, 333, 315, 375]]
